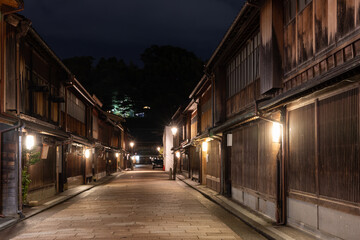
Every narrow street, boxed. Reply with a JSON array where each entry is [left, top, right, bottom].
[[1, 165, 266, 240]]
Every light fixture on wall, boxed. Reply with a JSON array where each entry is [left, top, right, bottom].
[[272, 122, 281, 143], [171, 127, 178, 136], [202, 141, 208, 152], [84, 149, 91, 159], [157, 147, 161, 152], [129, 141, 134, 148], [25, 135, 35, 150], [115, 152, 119, 158], [175, 151, 180, 158]]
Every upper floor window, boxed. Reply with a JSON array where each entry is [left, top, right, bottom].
[[226, 32, 260, 98], [67, 91, 86, 123]]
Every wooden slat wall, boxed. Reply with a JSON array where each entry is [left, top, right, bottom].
[[284, 20, 296, 73], [288, 104, 316, 193], [66, 146, 83, 178], [66, 115, 86, 137], [94, 148, 106, 174], [107, 153, 117, 174], [288, 88, 359, 205], [28, 145, 56, 190], [297, 3, 313, 64], [231, 121, 277, 199], [318, 89, 359, 202], [283, 1, 360, 75], [191, 111, 198, 139], [226, 79, 260, 119], [111, 130, 120, 148], [200, 89, 212, 132], [258, 122, 277, 196], [182, 153, 189, 172], [5, 24, 16, 111], [189, 146, 200, 179], [206, 140, 221, 192], [98, 120, 111, 146]]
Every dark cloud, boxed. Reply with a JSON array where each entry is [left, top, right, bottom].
[[22, 0, 246, 64]]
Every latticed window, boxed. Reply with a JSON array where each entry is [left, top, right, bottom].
[[226, 32, 260, 98]]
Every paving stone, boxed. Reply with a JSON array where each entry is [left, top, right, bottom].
[[1, 166, 268, 240]]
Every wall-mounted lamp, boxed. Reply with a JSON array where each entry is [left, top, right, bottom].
[[202, 141, 208, 152], [157, 147, 161, 152], [171, 127, 178, 136], [175, 151, 180, 158], [84, 149, 91, 159], [25, 135, 35, 150], [130, 142, 134, 148], [115, 152, 119, 158], [272, 122, 281, 143]]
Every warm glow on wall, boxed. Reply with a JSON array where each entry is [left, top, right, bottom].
[[272, 122, 281, 143]]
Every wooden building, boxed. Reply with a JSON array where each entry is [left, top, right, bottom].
[[0, 12, 127, 217], [171, 0, 360, 239]]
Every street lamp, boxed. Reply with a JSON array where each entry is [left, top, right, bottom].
[[129, 141, 135, 170], [157, 146, 161, 152]]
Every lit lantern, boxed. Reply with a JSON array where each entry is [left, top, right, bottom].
[[272, 122, 281, 143], [25, 135, 35, 150], [130, 142, 134, 148], [175, 151, 180, 158], [115, 152, 119, 158], [202, 141, 208, 152], [84, 149, 91, 158], [171, 127, 178, 136]]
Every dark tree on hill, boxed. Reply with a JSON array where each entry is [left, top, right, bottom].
[[63, 56, 94, 89], [63, 45, 203, 126], [140, 45, 204, 122]]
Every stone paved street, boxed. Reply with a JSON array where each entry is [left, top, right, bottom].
[[1, 165, 266, 240]]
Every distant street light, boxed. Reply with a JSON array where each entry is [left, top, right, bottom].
[[130, 141, 135, 148], [157, 146, 161, 152]]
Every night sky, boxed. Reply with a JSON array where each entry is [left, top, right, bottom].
[[22, 0, 246, 65]]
